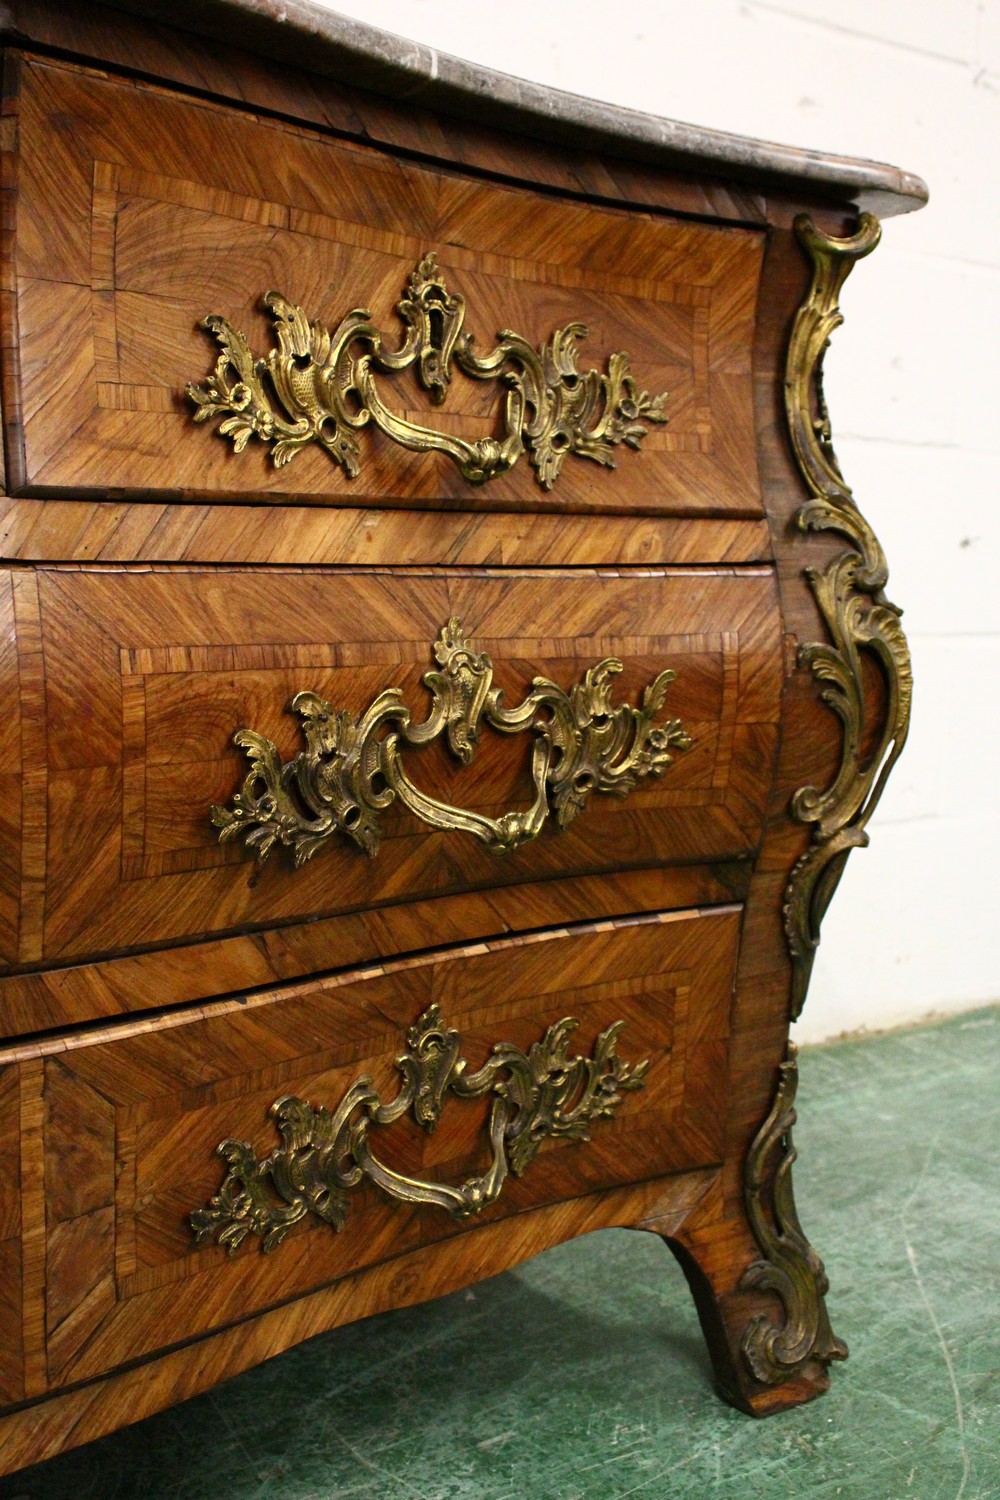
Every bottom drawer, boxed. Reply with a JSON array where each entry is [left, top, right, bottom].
[[21, 905, 739, 1394]]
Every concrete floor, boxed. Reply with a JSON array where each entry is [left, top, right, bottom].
[[2, 1005, 997, 1500]]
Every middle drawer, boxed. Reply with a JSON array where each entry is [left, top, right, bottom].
[[2, 563, 780, 970]]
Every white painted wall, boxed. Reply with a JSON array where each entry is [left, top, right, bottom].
[[315, 0, 1000, 1042]]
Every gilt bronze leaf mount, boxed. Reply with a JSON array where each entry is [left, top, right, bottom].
[[212, 617, 691, 872], [782, 214, 912, 1016], [191, 1004, 649, 1255], [185, 252, 669, 490], [741, 1045, 848, 1383]]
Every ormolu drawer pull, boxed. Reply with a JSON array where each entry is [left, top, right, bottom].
[[186, 252, 668, 491], [191, 1005, 648, 1255], [211, 617, 691, 871]]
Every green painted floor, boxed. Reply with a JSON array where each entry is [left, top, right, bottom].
[[2, 1007, 997, 1500]]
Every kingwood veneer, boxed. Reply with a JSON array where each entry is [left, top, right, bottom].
[[0, 0, 925, 1474]]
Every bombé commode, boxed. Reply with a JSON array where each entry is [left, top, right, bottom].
[[0, 0, 924, 1475]]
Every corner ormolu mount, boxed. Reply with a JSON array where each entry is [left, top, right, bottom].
[[740, 1045, 848, 1384], [783, 214, 912, 1017], [186, 252, 668, 490]]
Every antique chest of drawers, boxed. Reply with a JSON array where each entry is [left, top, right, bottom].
[[0, 0, 925, 1474]]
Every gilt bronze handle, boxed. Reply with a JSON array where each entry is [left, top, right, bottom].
[[186, 252, 668, 492], [211, 617, 691, 871], [191, 1005, 648, 1255]]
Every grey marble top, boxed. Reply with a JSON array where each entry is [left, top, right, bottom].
[[106, 0, 927, 215]]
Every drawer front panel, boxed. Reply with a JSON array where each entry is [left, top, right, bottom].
[[2, 565, 780, 968], [27, 908, 739, 1388], [10, 57, 764, 516]]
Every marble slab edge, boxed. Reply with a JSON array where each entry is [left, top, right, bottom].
[[0, 0, 928, 215]]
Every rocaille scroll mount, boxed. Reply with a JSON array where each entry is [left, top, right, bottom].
[[740, 1044, 849, 1384], [211, 617, 691, 873], [191, 1004, 649, 1255], [782, 214, 912, 1017], [185, 252, 669, 491]]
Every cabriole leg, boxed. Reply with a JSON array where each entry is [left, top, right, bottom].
[[659, 1046, 847, 1416]]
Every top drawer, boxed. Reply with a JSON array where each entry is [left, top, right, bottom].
[[5, 57, 764, 517]]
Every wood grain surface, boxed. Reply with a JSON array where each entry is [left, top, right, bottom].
[[0, 862, 750, 1038], [0, 1063, 22, 1405], [0, 500, 773, 568]]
